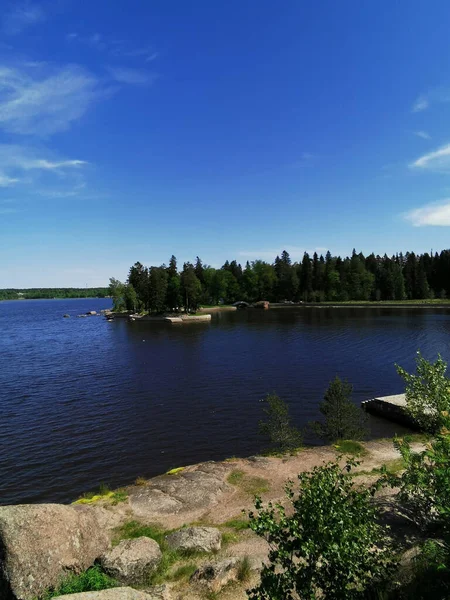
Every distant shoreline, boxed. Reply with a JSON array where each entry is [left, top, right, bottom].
[[0, 296, 110, 302]]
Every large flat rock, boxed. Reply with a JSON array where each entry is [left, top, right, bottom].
[[0, 504, 110, 600], [128, 463, 231, 520]]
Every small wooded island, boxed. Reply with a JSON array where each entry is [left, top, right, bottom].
[[108, 249, 450, 315]]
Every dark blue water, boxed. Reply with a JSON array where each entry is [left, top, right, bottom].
[[2, 300, 450, 506]]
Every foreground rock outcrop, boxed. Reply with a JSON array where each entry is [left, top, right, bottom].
[[190, 558, 241, 592], [165, 527, 221, 553], [128, 463, 232, 522], [101, 538, 162, 585], [0, 504, 110, 600], [53, 589, 162, 600]]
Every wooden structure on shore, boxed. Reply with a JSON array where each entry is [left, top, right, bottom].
[[362, 394, 419, 428]]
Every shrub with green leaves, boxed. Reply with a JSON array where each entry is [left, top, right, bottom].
[[396, 351, 450, 432], [380, 410, 450, 598], [247, 460, 396, 600], [313, 376, 367, 442], [258, 393, 302, 452], [384, 415, 450, 532]]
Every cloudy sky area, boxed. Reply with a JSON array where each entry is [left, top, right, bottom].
[[2, 1, 450, 286]]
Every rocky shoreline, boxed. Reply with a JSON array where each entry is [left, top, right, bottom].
[[0, 439, 424, 600]]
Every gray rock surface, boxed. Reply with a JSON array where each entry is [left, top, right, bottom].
[[141, 585, 172, 600], [101, 537, 162, 585], [165, 527, 221, 553], [190, 557, 240, 592], [128, 463, 231, 519], [53, 589, 156, 600], [0, 504, 110, 600]]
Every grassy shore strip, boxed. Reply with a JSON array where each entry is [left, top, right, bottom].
[[271, 299, 450, 308], [197, 305, 237, 312]]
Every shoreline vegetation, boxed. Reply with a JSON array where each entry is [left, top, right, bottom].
[[108, 248, 450, 316]]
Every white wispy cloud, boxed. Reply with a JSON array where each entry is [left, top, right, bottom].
[[3, 2, 45, 35], [0, 174, 19, 187], [0, 63, 103, 135], [107, 66, 155, 85], [0, 144, 87, 172], [404, 199, 450, 226], [410, 143, 450, 172], [412, 96, 429, 113], [66, 32, 158, 63], [27, 159, 86, 170], [0, 145, 88, 199], [411, 88, 450, 113], [413, 130, 431, 140]]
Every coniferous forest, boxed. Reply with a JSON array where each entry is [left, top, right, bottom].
[[109, 248, 450, 312]]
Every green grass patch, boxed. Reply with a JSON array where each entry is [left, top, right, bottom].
[[237, 556, 252, 583], [134, 476, 148, 486], [168, 563, 198, 582], [113, 520, 167, 546], [227, 470, 270, 496], [261, 446, 303, 457], [41, 565, 118, 598], [334, 440, 368, 457], [354, 457, 406, 478], [222, 531, 239, 546], [223, 517, 249, 531], [373, 457, 406, 475], [227, 470, 244, 485], [73, 484, 128, 506], [166, 467, 185, 475]]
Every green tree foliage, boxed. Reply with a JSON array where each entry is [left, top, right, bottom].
[[109, 277, 126, 311], [127, 261, 149, 309], [166, 255, 181, 310], [123, 283, 138, 312], [180, 262, 202, 312], [259, 393, 302, 452], [396, 352, 450, 432], [381, 412, 450, 597], [314, 376, 367, 442], [247, 460, 396, 600], [107, 248, 450, 313], [149, 266, 168, 313]]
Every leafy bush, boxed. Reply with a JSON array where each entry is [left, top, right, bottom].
[[382, 411, 450, 533], [380, 409, 450, 598], [399, 539, 450, 599], [396, 352, 450, 432], [258, 393, 302, 451], [42, 565, 118, 598], [247, 460, 396, 600], [314, 376, 367, 442]]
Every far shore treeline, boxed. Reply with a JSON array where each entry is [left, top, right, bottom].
[[0, 288, 109, 301], [109, 248, 450, 312]]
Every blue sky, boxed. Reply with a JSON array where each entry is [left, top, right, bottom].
[[2, 1, 450, 286]]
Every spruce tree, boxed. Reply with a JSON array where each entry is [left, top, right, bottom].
[[314, 376, 367, 442]]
